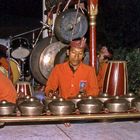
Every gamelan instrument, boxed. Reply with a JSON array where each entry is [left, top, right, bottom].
[[30, 36, 67, 85], [103, 61, 128, 96]]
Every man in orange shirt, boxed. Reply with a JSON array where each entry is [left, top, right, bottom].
[[0, 45, 13, 81], [97, 46, 113, 93], [0, 71, 17, 103], [45, 38, 99, 98], [0, 57, 13, 80]]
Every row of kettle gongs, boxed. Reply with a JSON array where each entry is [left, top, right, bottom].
[[1, 93, 140, 116]]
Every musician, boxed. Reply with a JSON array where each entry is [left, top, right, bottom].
[[0, 71, 17, 103], [0, 45, 13, 81], [97, 46, 113, 93], [45, 37, 99, 98]]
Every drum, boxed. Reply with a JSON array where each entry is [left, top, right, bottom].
[[10, 37, 31, 59], [10, 58, 21, 84], [15, 81, 32, 98], [103, 61, 128, 96]]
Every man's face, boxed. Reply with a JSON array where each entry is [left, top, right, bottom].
[[67, 47, 84, 67], [98, 53, 108, 63]]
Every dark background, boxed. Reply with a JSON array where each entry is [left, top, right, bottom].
[[97, 0, 140, 49], [0, 0, 42, 39], [0, 0, 140, 49]]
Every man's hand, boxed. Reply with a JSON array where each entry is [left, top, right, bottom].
[[48, 90, 59, 98]]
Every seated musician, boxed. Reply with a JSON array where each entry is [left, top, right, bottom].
[[0, 46, 13, 81], [0, 71, 17, 103], [45, 37, 99, 98], [97, 45, 113, 93]]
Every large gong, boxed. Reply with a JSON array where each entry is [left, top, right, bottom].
[[54, 9, 88, 43], [30, 37, 67, 85]]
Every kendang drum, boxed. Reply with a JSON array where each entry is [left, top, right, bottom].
[[10, 37, 31, 59], [15, 81, 32, 98], [103, 61, 128, 96]]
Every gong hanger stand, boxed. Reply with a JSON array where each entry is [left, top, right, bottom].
[[10, 26, 49, 48], [5, 38, 11, 79], [11, 27, 44, 39]]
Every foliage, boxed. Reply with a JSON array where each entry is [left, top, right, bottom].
[[113, 47, 140, 94]]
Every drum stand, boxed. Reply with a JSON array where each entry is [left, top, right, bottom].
[[19, 59, 26, 81]]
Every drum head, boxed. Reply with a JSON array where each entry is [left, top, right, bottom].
[[11, 37, 31, 59], [30, 37, 67, 85], [54, 9, 88, 43]]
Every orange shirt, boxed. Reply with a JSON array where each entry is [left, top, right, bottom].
[[0, 57, 13, 81], [0, 71, 17, 103], [45, 62, 99, 99], [0, 57, 9, 71], [97, 63, 108, 93]]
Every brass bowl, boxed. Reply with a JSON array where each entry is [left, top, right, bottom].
[[77, 96, 103, 114], [105, 96, 130, 113], [48, 98, 75, 115], [18, 97, 44, 116], [0, 100, 16, 116]]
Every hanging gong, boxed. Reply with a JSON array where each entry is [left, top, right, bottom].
[[30, 37, 57, 85], [30, 37, 67, 85], [39, 41, 67, 79], [54, 9, 88, 43]]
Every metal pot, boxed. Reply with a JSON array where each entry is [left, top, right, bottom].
[[105, 96, 130, 113], [0, 100, 16, 116], [18, 97, 44, 116], [132, 97, 140, 112], [48, 98, 75, 115], [121, 92, 137, 107], [77, 96, 103, 114], [97, 93, 113, 103]]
